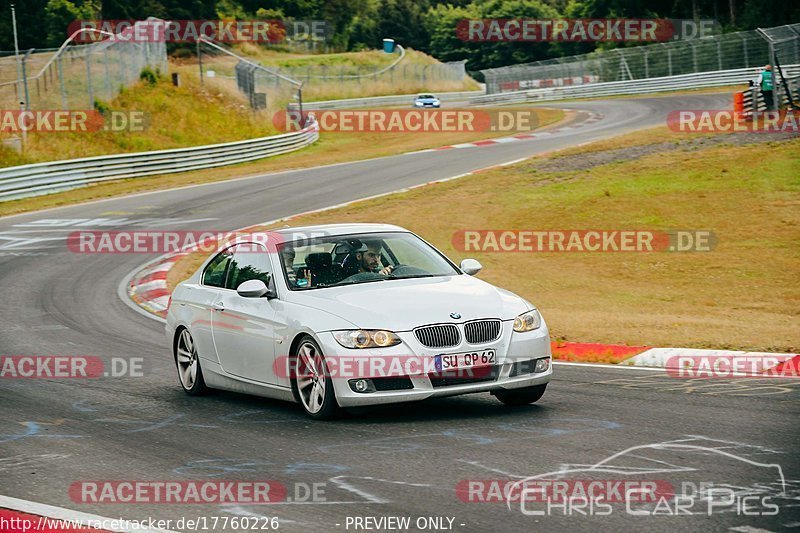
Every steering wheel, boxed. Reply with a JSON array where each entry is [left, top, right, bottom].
[[387, 264, 429, 276]]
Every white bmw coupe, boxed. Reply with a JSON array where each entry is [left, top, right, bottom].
[[166, 224, 552, 419]]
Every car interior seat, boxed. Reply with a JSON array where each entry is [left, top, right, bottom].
[[304, 252, 341, 286]]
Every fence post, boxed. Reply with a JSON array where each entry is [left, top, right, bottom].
[[742, 34, 749, 67], [643, 50, 649, 78], [104, 49, 112, 99], [198, 39, 203, 84], [717, 40, 723, 70], [57, 55, 67, 109], [86, 51, 93, 107], [21, 49, 33, 110]]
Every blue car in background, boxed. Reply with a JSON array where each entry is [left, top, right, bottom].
[[414, 94, 441, 108]]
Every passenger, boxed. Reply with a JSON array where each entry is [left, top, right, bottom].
[[281, 246, 308, 287]]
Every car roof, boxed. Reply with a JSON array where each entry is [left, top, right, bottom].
[[266, 223, 409, 239]]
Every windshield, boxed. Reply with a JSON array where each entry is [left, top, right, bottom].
[[278, 232, 459, 290], [417, 94, 436, 99]]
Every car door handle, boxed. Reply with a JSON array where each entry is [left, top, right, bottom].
[[212, 302, 225, 312]]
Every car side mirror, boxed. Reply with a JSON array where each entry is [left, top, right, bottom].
[[237, 279, 274, 298], [460, 258, 482, 276]]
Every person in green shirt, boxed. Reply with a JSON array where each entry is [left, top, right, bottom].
[[757, 65, 775, 110]]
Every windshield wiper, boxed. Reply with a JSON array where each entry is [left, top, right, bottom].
[[327, 278, 387, 287], [386, 274, 436, 280]]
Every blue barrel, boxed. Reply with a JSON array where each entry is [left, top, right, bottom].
[[382, 38, 396, 53]]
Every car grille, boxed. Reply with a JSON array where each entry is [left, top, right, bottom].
[[373, 377, 414, 391], [414, 324, 460, 348], [429, 367, 499, 388], [464, 319, 502, 344]]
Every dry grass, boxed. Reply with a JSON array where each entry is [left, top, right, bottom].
[[0, 75, 277, 167], [166, 128, 799, 353]]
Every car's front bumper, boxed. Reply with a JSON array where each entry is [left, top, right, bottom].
[[316, 322, 552, 407]]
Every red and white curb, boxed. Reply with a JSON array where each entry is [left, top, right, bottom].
[[413, 110, 604, 152], [0, 494, 176, 532], [621, 347, 799, 376], [127, 253, 186, 318]]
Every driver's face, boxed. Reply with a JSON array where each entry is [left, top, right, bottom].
[[359, 248, 381, 271]]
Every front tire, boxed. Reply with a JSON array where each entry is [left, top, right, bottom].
[[175, 328, 209, 396], [494, 384, 547, 406], [291, 336, 341, 420]]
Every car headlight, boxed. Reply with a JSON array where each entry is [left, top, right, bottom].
[[333, 330, 402, 349], [415, 102, 424, 107], [432, 100, 440, 105], [513, 310, 541, 332]]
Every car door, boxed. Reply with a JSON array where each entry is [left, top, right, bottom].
[[190, 247, 233, 365], [211, 243, 279, 384]]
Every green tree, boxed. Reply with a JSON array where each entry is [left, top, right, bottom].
[[426, 0, 561, 71], [376, 0, 431, 51], [44, 0, 99, 47]]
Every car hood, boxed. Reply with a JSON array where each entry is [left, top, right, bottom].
[[289, 275, 530, 331]]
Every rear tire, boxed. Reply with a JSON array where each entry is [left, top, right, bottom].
[[495, 384, 547, 406], [291, 336, 341, 420], [175, 328, 210, 396]]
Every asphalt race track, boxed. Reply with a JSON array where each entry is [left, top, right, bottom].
[[1, 93, 798, 532]]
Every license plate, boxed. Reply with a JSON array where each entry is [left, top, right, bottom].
[[435, 350, 496, 372]]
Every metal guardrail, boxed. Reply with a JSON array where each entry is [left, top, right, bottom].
[[290, 90, 484, 110], [469, 65, 800, 105], [0, 89, 476, 203], [737, 74, 800, 114], [0, 126, 319, 201]]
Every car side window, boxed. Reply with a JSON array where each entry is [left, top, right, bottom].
[[226, 243, 272, 291], [202, 249, 233, 288]]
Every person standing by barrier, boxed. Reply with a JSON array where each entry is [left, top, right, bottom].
[[757, 65, 775, 110]]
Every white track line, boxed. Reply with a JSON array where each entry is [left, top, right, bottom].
[[553, 361, 666, 372]]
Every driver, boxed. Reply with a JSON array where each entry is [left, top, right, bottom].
[[359, 240, 394, 275]]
